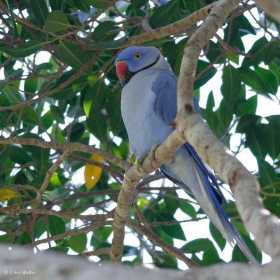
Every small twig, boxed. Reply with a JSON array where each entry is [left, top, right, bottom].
[[0, 136, 128, 170], [123, 3, 215, 47], [129, 208, 197, 267], [39, 150, 69, 195], [33, 221, 111, 246], [0, 55, 97, 112]]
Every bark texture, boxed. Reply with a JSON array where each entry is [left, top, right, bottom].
[[0, 245, 279, 280], [255, 0, 280, 22]]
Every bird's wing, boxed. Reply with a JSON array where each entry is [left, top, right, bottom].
[[152, 70, 200, 124], [152, 70, 177, 126], [151, 69, 257, 263]]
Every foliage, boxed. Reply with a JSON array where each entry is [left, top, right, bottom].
[[0, 0, 279, 268]]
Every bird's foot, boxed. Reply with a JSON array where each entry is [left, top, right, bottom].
[[144, 144, 162, 169], [127, 154, 147, 176]]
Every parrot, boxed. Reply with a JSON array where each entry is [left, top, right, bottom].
[[115, 45, 257, 263]]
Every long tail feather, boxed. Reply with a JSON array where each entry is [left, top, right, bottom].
[[162, 144, 258, 264]]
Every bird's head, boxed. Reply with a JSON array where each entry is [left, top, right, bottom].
[[115, 46, 160, 85]]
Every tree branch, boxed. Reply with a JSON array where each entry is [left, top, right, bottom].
[[39, 150, 69, 196], [124, 3, 215, 46], [130, 208, 197, 267], [110, 130, 185, 261], [0, 245, 280, 280], [0, 136, 128, 170], [33, 219, 112, 246], [0, 56, 96, 112], [176, 0, 240, 110], [175, 0, 280, 257], [255, 0, 280, 23]]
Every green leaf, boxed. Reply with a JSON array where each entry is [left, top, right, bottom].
[[29, 0, 49, 26], [236, 95, 257, 116], [182, 238, 214, 253], [68, 233, 87, 253], [16, 232, 32, 245], [209, 223, 226, 250], [150, 0, 198, 28], [183, 238, 221, 265], [206, 41, 224, 64], [265, 115, 280, 158], [232, 235, 261, 263], [243, 38, 280, 67], [69, 123, 85, 142], [240, 66, 278, 95], [91, 21, 119, 41], [48, 216, 66, 236], [51, 125, 65, 144], [49, 0, 62, 10], [55, 42, 82, 68], [0, 234, 13, 244], [22, 107, 40, 125], [164, 192, 178, 214], [34, 217, 47, 238], [236, 115, 266, 157], [214, 100, 234, 138], [42, 111, 55, 129], [24, 78, 38, 93], [179, 200, 196, 218], [269, 60, 280, 82], [194, 60, 217, 89], [44, 11, 70, 33], [237, 115, 280, 159], [9, 146, 32, 164], [161, 223, 186, 241], [224, 15, 255, 52], [153, 252, 177, 269], [54, 42, 92, 68], [83, 83, 109, 141], [91, 226, 112, 247], [202, 245, 221, 265], [258, 159, 279, 187], [255, 66, 278, 95], [0, 41, 44, 57], [92, 0, 113, 9], [221, 65, 244, 105]]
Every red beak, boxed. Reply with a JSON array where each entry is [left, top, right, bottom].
[[116, 61, 128, 81]]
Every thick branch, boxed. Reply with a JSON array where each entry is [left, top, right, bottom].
[[255, 0, 280, 23], [180, 113, 280, 257], [124, 3, 215, 46], [0, 245, 280, 280], [177, 0, 240, 109], [174, 0, 280, 257], [110, 130, 185, 261]]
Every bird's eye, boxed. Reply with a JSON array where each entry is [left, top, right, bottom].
[[133, 52, 142, 59]]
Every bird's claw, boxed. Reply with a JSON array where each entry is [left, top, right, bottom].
[[150, 144, 160, 162]]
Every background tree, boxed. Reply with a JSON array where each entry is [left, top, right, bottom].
[[0, 0, 279, 274]]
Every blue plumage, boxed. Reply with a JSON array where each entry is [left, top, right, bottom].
[[152, 70, 177, 124], [116, 46, 257, 263]]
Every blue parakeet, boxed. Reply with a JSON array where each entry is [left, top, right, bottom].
[[115, 46, 257, 263]]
